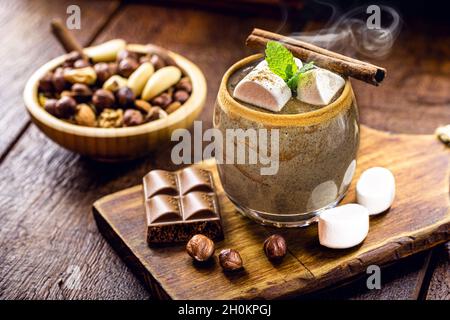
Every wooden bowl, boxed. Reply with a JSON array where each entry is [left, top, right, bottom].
[[23, 43, 207, 161]]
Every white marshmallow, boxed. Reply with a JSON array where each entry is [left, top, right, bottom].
[[318, 204, 369, 249], [296, 68, 345, 106], [356, 167, 395, 215], [233, 59, 302, 112]]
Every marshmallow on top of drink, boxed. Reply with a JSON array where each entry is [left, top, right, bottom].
[[233, 41, 345, 112]]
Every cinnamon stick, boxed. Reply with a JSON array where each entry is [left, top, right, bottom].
[[50, 19, 85, 54], [246, 28, 386, 86]]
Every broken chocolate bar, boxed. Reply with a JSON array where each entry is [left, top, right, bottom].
[[143, 167, 224, 245]]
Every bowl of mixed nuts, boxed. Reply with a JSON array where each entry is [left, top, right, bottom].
[[23, 39, 207, 160]]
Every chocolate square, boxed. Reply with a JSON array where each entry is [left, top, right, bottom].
[[143, 167, 224, 245]]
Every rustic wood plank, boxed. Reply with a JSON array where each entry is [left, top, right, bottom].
[[0, 126, 150, 299], [93, 126, 450, 299], [1, 2, 448, 300], [0, 0, 121, 159], [0, 3, 288, 299], [426, 243, 450, 300]]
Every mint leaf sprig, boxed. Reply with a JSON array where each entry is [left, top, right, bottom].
[[265, 41, 314, 93]]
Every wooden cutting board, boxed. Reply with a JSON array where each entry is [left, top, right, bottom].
[[93, 125, 450, 299]]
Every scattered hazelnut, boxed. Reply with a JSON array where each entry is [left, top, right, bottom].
[[219, 249, 243, 271], [186, 234, 215, 262], [123, 109, 144, 126], [174, 90, 190, 103], [150, 54, 166, 70], [55, 96, 77, 118], [175, 77, 192, 93], [151, 92, 172, 108], [92, 89, 115, 110], [115, 87, 135, 108], [71, 83, 92, 103], [117, 57, 139, 78], [166, 101, 181, 114], [94, 62, 113, 84], [134, 99, 152, 113], [108, 62, 118, 75], [116, 49, 139, 62], [52, 67, 68, 93], [44, 99, 58, 117], [75, 104, 96, 127], [263, 234, 287, 261], [38, 72, 54, 94], [98, 108, 124, 128], [73, 59, 90, 69]]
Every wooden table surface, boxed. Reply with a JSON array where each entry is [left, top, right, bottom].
[[0, 0, 448, 300]]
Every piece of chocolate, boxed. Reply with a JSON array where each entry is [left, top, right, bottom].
[[142, 167, 224, 245]]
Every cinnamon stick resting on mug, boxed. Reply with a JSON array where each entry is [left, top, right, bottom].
[[246, 28, 386, 86]]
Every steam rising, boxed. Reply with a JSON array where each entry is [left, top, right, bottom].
[[290, 3, 402, 59]]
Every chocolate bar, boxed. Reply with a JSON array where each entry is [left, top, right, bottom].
[[143, 167, 224, 245]]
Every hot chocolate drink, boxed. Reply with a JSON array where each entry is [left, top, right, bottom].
[[214, 54, 359, 227]]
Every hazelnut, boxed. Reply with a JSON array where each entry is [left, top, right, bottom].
[[44, 99, 58, 116], [186, 234, 215, 262], [115, 87, 136, 108], [175, 77, 192, 93], [73, 59, 90, 68], [116, 49, 139, 62], [94, 62, 113, 84], [134, 99, 152, 113], [166, 101, 181, 114], [98, 108, 123, 128], [118, 57, 139, 78], [75, 104, 96, 127], [52, 67, 68, 93], [92, 89, 115, 110], [173, 90, 190, 104], [263, 234, 287, 261], [146, 107, 167, 122], [64, 51, 83, 67], [219, 249, 243, 271], [71, 83, 92, 103], [55, 96, 77, 118], [150, 54, 166, 70], [38, 72, 54, 94], [151, 93, 172, 108], [123, 109, 144, 126]]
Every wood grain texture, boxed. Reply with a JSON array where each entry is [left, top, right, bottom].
[[0, 0, 120, 159], [426, 243, 450, 300], [1, 2, 448, 300], [0, 2, 289, 300], [93, 126, 450, 299]]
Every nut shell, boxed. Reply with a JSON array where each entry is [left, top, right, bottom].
[[123, 109, 144, 127], [92, 89, 115, 110], [63, 66, 97, 85], [75, 104, 96, 127], [186, 234, 215, 262], [219, 249, 243, 271], [263, 234, 287, 261]]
